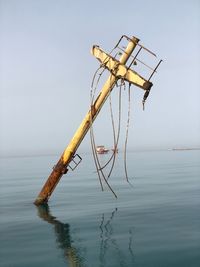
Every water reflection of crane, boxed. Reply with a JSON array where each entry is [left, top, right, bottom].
[[36, 204, 85, 267], [36, 204, 134, 267], [99, 208, 134, 267]]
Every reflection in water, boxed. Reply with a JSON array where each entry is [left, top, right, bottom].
[[37, 204, 85, 267], [36, 204, 134, 267], [99, 208, 134, 267]]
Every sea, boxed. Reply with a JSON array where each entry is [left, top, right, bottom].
[[0, 150, 199, 267]]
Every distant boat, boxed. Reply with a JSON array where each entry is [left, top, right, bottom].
[[96, 146, 109, 154]]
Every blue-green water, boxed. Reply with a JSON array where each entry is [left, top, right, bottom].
[[0, 150, 200, 267]]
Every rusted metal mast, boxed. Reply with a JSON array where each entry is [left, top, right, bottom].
[[34, 35, 158, 205]]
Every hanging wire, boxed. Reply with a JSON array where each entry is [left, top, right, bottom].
[[90, 51, 119, 175], [97, 54, 123, 175], [89, 108, 117, 198], [97, 80, 120, 172], [89, 66, 117, 198], [89, 39, 136, 196], [90, 44, 120, 101], [89, 121, 104, 191], [91, 66, 106, 104], [124, 83, 132, 184], [107, 80, 123, 179], [89, 86, 104, 191], [90, 66, 110, 191]]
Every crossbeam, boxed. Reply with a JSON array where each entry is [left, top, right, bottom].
[[91, 46, 152, 91]]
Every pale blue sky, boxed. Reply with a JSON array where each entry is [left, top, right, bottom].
[[0, 0, 199, 156]]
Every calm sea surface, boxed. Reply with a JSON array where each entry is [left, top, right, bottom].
[[0, 150, 200, 267]]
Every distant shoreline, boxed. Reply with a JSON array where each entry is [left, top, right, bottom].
[[1, 147, 200, 158], [172, 148, 200, 151]]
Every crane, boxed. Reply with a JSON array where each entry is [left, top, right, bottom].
[[34, 35, 162, 206]]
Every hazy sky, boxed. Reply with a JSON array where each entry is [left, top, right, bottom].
[[0, 0, 199, 156]]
